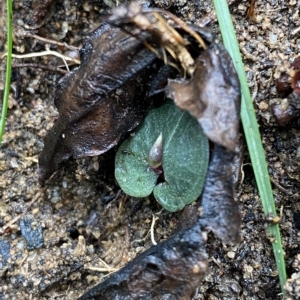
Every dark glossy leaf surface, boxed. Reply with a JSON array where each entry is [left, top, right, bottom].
[[167, 43, 241, 153], [39, 23, 157, 183], [78, 225, 208, 300], [199, 145, 241, 244]]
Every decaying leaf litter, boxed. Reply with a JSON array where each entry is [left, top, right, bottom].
[[37, 2, 241, 298], [1, 0, 300, 299]]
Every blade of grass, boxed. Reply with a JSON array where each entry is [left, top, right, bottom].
[[212, 0, 287, 293], [0, 0, 13, 143]]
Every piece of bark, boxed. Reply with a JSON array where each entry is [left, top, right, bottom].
[[39, 23, 157, 184], [167, 43, 241, 153]]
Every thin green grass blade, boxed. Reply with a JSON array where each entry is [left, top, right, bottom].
[[0, 0, 13, 143], [212, 0, 286, 293]]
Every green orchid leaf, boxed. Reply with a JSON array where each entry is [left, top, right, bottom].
[[115, 100, 209, 212]]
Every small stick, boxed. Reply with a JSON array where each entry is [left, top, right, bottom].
[[13, 63, 67, 74], [150, 213, 159, 245], [25, 33, 80, 51], [85, 266, 118, 273], [1, 51, 80, 70], [98, 257, 115, 270], [131, 230, 150, 244], [270, 177, 292, 195]]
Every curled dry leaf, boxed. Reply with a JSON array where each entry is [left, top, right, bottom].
[[199, 145, 241, 244], [107, 2, 216, 79], [108, 1, 197, 76], [39, 23, 157, 183], [167, 43, 241, 153], [78, 225, 208, 300]]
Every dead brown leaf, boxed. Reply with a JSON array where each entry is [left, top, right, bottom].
[[38, 23, 157, 184], [78, 225, 208, 300], [199, 145, 241, 244], [167, 43, 241, 153]]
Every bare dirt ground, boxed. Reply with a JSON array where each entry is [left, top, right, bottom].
[[0, 0, 300, 299]]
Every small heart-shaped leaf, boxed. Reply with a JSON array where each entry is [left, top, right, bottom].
[[115, 100, 209, 212]]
